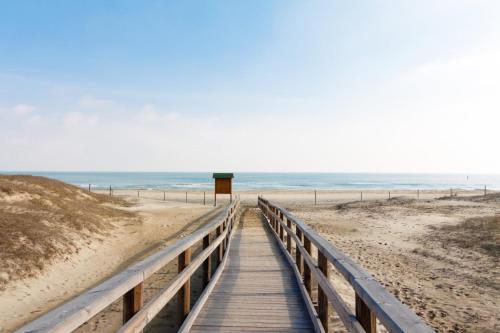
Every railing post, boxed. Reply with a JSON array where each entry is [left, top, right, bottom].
[[286, 217, 292, 253], [222, 220, 227, 254], [296, 227, 303, 274], [177, 248, 191, 325], [356, 294, 377, 333], [271, 207, 278, 232], [123, 283, 143, 324], [216, 225, 223, 264], [274, 209, 279, 233], [304, 236, 312, 296], [318, 251, 329, 332], [279, 212, 284, 242], [202, 235, 211, 287]]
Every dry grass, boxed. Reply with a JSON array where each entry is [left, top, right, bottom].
[[0, 175, 139, 289], [438, 191, 500, 203], [428, 215, 500, 258]]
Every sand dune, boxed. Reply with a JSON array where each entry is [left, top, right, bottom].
[[0, 176, 218, 332]]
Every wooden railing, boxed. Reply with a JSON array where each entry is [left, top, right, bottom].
[[16, 198, 240, 333], [258, 197, 434, 333]]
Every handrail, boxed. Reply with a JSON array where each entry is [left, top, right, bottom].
[[16, 198, 240, 333], [258, 197, 434, 333]]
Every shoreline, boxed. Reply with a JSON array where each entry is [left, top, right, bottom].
[[93, 188, 491, 206]]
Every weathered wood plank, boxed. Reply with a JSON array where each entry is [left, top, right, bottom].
[[202, 234, 211, 287], [318, 251, 329, 332], [123, 283, 143, 324], [259, 198, 435, 333], [16, 200, 240, 333], [190, 208, 315, 332], [177, 248, 191, 325], [356, 294, 376, 333]]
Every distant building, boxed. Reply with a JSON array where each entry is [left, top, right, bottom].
[[213, 173, 234, 205]]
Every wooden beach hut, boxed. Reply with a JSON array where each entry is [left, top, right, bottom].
[[213, 173, 234, 206]]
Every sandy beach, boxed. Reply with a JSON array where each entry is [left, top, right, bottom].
[[1, 181, 498, 332], [0, 177, 219, 332]]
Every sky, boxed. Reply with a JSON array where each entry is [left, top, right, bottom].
[[1, 0, 499, 173]]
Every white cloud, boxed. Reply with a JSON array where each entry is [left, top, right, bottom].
[[138, 104, 180, 124], [13, 104, 35, 115], [78, 95, 115, 110], [63, 112, 99, 127]]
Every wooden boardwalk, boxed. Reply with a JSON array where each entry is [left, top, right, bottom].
[[190, 208, 316, 332], [17, 198, 434, 333]]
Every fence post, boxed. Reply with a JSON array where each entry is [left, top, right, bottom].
[[296, 227, 303, 274], [304, 236, 312, 296], [318, 251, 329, 332], [484, 185, 487, 196], [109, 185, 112, 196], [286, 217, 292, 254], [204, 191, 206, 205], [275, 209, 280, 234], [123, 283, 143, 324], [203, 235, 211, 287], [315, 190, 317, 205], [417, 189, 419, 199], [360, 191, 363, 202], [163, 191, 166, 201], [356, 294, 376, 333], [185, 191, 188, 203], [88, 184, 91, 192], [279, 212, 284, 242], [216, 225, 223, 264], [177, 248, 191, 325]]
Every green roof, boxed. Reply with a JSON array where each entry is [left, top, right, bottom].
[[213, 173, 234, 179]]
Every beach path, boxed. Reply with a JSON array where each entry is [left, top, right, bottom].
[[190, 208, 315, 332]]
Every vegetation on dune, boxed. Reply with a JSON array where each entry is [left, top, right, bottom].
[[429, 215, 500, 258], [0, 175, 139, 289]]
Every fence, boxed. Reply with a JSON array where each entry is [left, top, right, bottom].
[[16, 198, 240, 333], [258, 196, 434, 333]]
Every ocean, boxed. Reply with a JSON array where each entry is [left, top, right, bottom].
[[1, 172, 500, 190]]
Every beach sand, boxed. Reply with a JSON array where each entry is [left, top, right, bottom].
[[0, 180, 218, 333], [1, 185, 498, 332], [285, 194, 499, 333]]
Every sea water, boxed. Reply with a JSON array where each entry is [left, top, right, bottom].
[[1, 172, 499, 190]]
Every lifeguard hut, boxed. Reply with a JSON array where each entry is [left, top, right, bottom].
[[213, 173, 234, 206]]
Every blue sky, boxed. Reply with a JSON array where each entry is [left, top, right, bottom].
[[1, 1, 499, 172]]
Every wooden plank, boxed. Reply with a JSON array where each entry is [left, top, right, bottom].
[[216, 225, 223, 264], [117, 229, 229, 333], [260, 198, 434, 333], [303, 236, 312, 296], [356, 294, 376, 333], [202, 235, 211, 286], [271, 211, 364, 333], [177, 248, 192, 325], [195, 318, 312, 326], [296, 228, 303, 274], [123, 283, 143, 324], [318, 252, 328, 332], [287, 217, 292, 253], [16, 200, 240, 333], [191, 326, 314, 333], [178, 218, 234, 333], [190, 208, 315, 332], [263, 213, 325, 333]]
